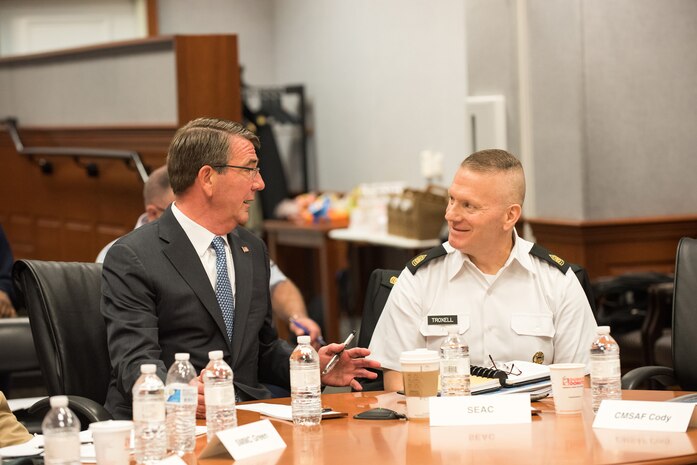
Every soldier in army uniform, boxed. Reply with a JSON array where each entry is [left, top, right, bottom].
[[368, 149, 598, 392]]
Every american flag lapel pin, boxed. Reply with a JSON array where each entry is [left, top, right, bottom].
[[241, 245, 250, 253]]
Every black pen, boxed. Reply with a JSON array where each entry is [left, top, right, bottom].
[[321, 330, 356, 375]]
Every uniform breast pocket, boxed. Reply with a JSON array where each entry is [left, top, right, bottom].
[[510, 314, 555, 338]]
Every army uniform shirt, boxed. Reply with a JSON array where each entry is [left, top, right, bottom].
[[369, 231, 598, 371]]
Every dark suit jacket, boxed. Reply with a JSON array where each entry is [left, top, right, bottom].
[[101, 207, 291, 419]]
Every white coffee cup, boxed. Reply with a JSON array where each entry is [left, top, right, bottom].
[[400, 349, 440, 419], [89, 420, 133, 465], [549, 363, 586, 414]]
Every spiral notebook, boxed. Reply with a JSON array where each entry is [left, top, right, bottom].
[[470, 361, 551, 395]]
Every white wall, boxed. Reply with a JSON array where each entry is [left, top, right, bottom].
[[158, 0, 469, 191], [272, 0, 468, 191], [157, 0, 277, 86], [582, 0, 697, 219], [0, 0, 146, 56], [467, 0, 697, 221]]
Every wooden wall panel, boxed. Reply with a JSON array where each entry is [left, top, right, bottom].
[[0, 35, 242, 263], [174, 35, 241, 125], [528, 216, 697, 279], [0, 127, 175, 261]]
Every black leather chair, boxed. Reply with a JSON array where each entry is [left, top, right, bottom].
[[12, 260, 113, 428], [592, 271, 673, 372], [622, 237, 697, 390], [570, 263, 597, 314], [355, 269, 400, 391], [0, 317, 39, 376]]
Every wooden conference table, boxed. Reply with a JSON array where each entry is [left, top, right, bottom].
[[187, 390, 697, 465]]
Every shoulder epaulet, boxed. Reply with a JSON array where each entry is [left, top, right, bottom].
[[529, 243, 570, 274], [406, 245, 447, 275], [381, 271, 400, 288]]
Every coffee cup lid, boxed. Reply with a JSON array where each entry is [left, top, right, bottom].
[[399, 348, 439, 363], [89, 420, 133, 433]]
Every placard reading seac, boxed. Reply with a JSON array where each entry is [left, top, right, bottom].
[[429, 393, 531, 426]]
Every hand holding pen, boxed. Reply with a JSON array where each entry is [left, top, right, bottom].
[[322, 330, 356, 375], [289, 316, 327, 347]]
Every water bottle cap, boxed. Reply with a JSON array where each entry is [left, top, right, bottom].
[[49, 395, 69, 408], [140, 364, 156, 374], [598, 326, 611, 335], [208, 350, 224, 360], [175, 353, 190, 361], [297, 335, 311, 344]]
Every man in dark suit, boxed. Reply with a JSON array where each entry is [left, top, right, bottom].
[[101, 117, 378, 420]]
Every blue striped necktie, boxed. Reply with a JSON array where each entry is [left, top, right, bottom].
[[211, 236, 235, 341]]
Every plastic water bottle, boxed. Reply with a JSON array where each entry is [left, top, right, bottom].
[[439, 330, 471, 396], [42, 395, 81, 465], [590, 326, 622, 412], [166, 353, 197, 455], [290, 335, 322, 426], [132, 364, 167, 464], [203, 350, 237, 441]]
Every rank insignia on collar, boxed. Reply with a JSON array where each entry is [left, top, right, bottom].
[[549, 254, 565, 267], [532, 351, 544, 364], [241, 246, 250, 253], [411, 254, 427, 267], [389, 276, 398, 285]]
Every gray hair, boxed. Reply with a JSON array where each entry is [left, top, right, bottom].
[[167, 117, 260, 194]]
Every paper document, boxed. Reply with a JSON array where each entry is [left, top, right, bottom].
[[236, 403, 346, 421], [7, 396, 45, 412], [500, 361, 551, 386]]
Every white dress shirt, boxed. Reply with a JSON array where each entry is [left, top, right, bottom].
[[171, 203, 236, 296], [369, 231, 598, 372]]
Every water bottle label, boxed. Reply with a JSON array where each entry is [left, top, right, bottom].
[[44, 434, 81, 460], [166, 385, 197, 405], [290, 368, 321, 388], [133, 399, 166, 421], [205, 384, 235, 406], [440, 359, 470, 375], [591, 359, 621, 378]]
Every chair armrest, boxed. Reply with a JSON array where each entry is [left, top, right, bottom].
[[27, 395, 113, 427], [621, 366, 677, 390]]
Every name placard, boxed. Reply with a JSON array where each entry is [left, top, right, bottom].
[[159, 455, 188, 465], [429, 393, 531, 426], [198, 419, 286, 460], [593, 400, 696, 432]]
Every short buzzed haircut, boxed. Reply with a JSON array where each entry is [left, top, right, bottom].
[[143, 165, 170, 207], [461, 149, 526, 205], [167, 117, 260, 195]]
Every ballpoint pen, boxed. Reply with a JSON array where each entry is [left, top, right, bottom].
[[321, 330, 356, 375], [289, 317, 328, 346]]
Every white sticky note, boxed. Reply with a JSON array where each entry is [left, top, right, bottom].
[[593, 400, 695, 432], [429, 393, 531, 426]]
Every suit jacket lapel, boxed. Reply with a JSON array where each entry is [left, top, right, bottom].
[[159, 208, 230, 346], [228, 229, 252, 367]]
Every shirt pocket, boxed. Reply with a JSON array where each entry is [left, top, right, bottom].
[[419, 314, 470, 338], [510, 313, 555, 338]]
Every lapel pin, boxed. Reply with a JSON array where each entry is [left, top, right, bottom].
[[241, 246, 250, 253]]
